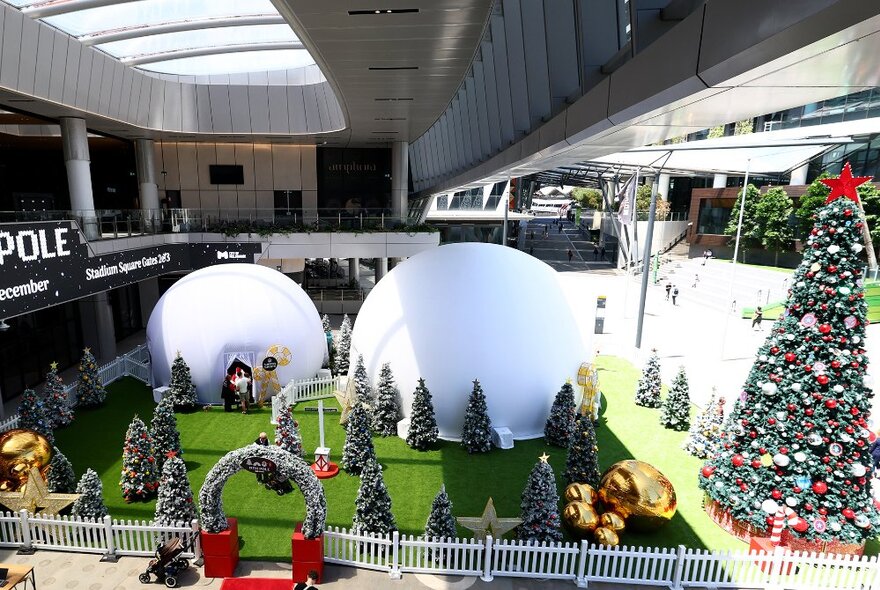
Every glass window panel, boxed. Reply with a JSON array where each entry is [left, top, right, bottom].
[[99, 24, 296, 58], [42, 0, 279, 36], [138, 49, 314, 75]]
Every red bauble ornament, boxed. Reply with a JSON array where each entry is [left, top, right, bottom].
[[828, 265, 838, 273], [701, 466, 715, 478], [751, 459, 761, 468], [831, 360, 841, 369], [825, 398, 838, 409], [784, 353, 796, 362], [771, 489, 782, 499], [804, 365, 813, 373], [770, 347, 780, 354], [792, 518, 809, 533], [732, 454, 745, 467], [812, 481, 828, 495], [817, 375, 830, 385]]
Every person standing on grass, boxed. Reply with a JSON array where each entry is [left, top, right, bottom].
[[672, 286, 679, 306], [752, 306, 764, 331], [236, 370, 251, 414]]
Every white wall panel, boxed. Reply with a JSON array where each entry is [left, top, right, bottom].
[[109, 62, 124, 119], [255, 190, 273, 211], [208, 86, 232, 133], [0, 9, 19, 90], [33, 26, 52, 98], [99, 57, 115, 114], [229, 86, 251, 133], [302, 85, 320, 133], [196, 85, 212, 132], [502, 0, 530, 133], [237, 189, 256, 211], [200, 190, 219, 212], [254, 143, 273, 190], [118, 68, 133, 121], [288, 87, 307, 133], [218, 189, 237, 211], [268, 86, 289, 133], [161, 142, 180, 189], [301, 145, 317, 191], [60, 38, 79, 106], [196, 143, 217, 189], [490, 15, 514, 147], [17, 16, 37, 95], [271, 144, 296, 190], [480, 42, 502, 153], [48, 29, 67, 103], [521, 1, 551, 127], [176, 143, 198, 190], [74, 48, 92, 109], [136, 72, 152, 126], [234, 143, 255, 190], [180, 189, 199, 209], [544, 1, 579, 112], [215, 143, 234, 165], [126, 69, 142, 123], [147, 78, 165, 129], [248, 86, 270, 133], [180, 83, 198, 131], [465, 79, 480, 161], [87, 54, 104, 113], [473, 61, 492, 158]]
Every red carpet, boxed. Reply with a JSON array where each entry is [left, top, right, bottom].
[[219, 578, 291, 590]]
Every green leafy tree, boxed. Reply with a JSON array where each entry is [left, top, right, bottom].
[[154, 456, 197, 525], [700, 192, 880, 544], [352, 458, 396, 536], [461, 379, 492, 454], [755, 186, 794, 266], [43, 363, 73, 429], [795, 172, 833, 238], [75, 348, 106, 408], [564, 415, 601, 486], [544, 381, 576, 447], [570, 187, 603, 210], [660, 367, 691, 431], [724, 184, 762, 261], [119, 415, 159, 502], [71, 469, 108, 519], [407, 378, 439, 451], [18, 388, 54, 445], [47, 447, 76, 493], [634, 350, 662, 408], [372, 363, 401, 436], [518, 457, 563, 543], [150, 397, 183, 471]]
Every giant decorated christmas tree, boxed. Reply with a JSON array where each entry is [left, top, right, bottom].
[[699, 164, 880, 551], [75, 348, 106, 408], [43, 362, 74, 429]]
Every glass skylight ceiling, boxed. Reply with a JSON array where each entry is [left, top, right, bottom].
[[5, 0, 316, 76]]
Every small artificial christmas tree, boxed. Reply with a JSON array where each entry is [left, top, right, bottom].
[[154, 456, 197, 526], [564, 414, 601, 486], [544, 380, 576, 447], [352, 457, 397, 536], [275, 404, 304, 457], [424, 485, 457, 540], [659, 366, 691, 431], [634, 349, 662, 408], [119, 415, 160, 502], [17, 388, 54, 445], [341, 403, 376, 475], [150, 397, 183, 472], [335, 314, 352, 376], [47, 447, 76, 493], [42, 362, 74, 429], [352, 355, 374, 411], [699, 165, 880, 546], [683, 388, 725, 459], [322, 314, 333, 369], [461, 379, 492, 454], [75, 347, 106, 408], [372, 363, 401, 436], [518, 455, 563, 543], [71, 468, 108, 520], [406, 378, 439, 451], [322, 314, 332, 333], [167, 352, 198, 410]]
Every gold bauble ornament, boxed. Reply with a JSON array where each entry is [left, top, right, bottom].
[[594, 526, 620, 546], [599, 511, 626, 533], [597, 460, 677, 532], [562, 501, 600, 537], [0, 429, 53, 491], [564, 483, 597, 505]]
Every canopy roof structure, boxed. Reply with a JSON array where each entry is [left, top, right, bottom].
[[2, 0, 314, 76]]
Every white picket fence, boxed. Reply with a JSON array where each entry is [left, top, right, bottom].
[[278, 375, 340, 404], [0, 510, 199, 560], [0, 344, 152, 434], [323, 528, 880, 589]]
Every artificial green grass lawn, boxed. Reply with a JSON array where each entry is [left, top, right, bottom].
[[53, 359, 879, 561]]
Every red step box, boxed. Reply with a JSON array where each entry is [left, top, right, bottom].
[[202, 517, 240, 578], [292, 560, 324, 585], [292, 522, 324, 584]]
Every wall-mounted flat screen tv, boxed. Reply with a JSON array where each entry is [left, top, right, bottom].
[[209, 164, 244, 185]]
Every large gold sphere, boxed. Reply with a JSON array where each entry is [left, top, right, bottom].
[[598, 460, 676, 531], [0, 429, 52, 491], [594, 526, 620, 546], [564, 483, 597, 505], [599, 511, 626, 533], [562, 501, 600, 537]]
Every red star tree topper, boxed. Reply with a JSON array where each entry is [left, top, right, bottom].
[[819, 162, 872, 204]]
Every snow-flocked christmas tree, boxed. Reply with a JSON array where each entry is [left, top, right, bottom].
[[47, 447, 76, 493], [322, 314, 333, 369], [167, 352, 198, 410], [425, 484, 457, 540], [518, 455, 562, 543], [372, 362, 401, 436], [683, 388, 725, 459], [564, 414, 600, 486], [71, 468, 108, 519], [18, 388, 54, 444], [407, 378, 439, 451], [634, 350, 662, 408], [154, 456, 197, 525], [659, 366, 691, 431], [75, 348, 106, 408], [544, 381, 576, 447], [461, 379, 492, 454], [352, 457, 396, 536], [150, 396, 183, 471], [699, 164, 880, 546], [342, 403, 375, 475], [275, 404, 304, 457], [119, 415, 159, 502], [43, 362, 74, 429], [335, 314, 352, 376], [352, 355, 374, 413]]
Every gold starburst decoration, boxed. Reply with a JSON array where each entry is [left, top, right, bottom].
[[457, 498, 521, 541], [539, 453, 550, 463], [0, 467, 78, 515], [334, 378, 357, 424], [49, 362, 58, 371], [83, 347, 91, 354]]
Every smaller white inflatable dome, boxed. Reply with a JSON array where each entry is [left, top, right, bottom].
[[147, 264, 325, 404]]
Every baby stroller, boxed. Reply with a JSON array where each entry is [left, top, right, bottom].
[[138, 537, 190, 588]]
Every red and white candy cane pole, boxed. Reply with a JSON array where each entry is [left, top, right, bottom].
[[769, 507, 796, 546]]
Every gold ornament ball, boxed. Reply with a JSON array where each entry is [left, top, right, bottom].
[[598, 460, 677, 532], [562, 501, 600, 537], [594, 526, 620, 546], [564, 483, 598, 505], [599, 511, 626, 533], [0, 429, 53, 491]]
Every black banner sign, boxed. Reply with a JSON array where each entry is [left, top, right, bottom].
[[241, 456, 277, 474], [262, 357, 278, 371], [0, 221, 261, 318]]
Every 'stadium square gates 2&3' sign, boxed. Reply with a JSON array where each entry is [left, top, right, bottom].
[[0, 221, 262, 318]]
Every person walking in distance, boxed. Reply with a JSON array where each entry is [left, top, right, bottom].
[[567, 248, 574, 262], [671, 286, 679, 306], [692, 274, 699, 288], [593, 245, 599, 260], [599, 244, 605, 260], [665, 282, 672, 300], [294, 570, 319, 590], [752, 306, 764, 331]]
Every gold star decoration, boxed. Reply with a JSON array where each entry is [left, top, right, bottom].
[[457, 498, 521, 541], [539, 453, 550, 463], [0, 467, 79, 515], [83, 347, 91, 354], [49, 361, 58, 371], [334, 378, 357, 424]]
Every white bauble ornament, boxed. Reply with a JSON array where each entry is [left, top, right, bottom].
[[833, 385, 844, 393], [794, 452, 807, 463], [773, 454, 790, 467], [852, 464, 867, 478], [853, 243, 864, 253], [791, 383, 802, 392], [828, 245, 840, 254], [761, 499, 780, 514], [762, 382, 778, 395], [785, 497, 798, 507]]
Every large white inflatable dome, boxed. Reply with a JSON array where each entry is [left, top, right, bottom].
[[147, 264, 325, 404], [350, 243, 589, 440]]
